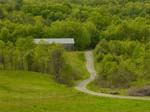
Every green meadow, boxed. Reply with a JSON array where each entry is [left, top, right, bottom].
[[0, 70, 150, 112]]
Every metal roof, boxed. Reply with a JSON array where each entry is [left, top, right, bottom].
[[34, 38, 75, 44]]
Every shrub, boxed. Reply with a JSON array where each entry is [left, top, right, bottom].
[[128, 86, 150, 96], [96, 66, 135, 88], [59, 64, 81, 86]]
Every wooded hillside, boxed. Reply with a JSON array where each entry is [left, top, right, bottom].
[[0, 0, 149, 49]]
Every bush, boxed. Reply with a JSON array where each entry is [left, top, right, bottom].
[[128, 87, 150, 96], [96, 66, 136, 88], [59, 64, 81, 86]]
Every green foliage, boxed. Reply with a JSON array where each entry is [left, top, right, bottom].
[[0, 39, 87, 85], [48, 44, 65, 80], [49, 20, 91, 49], [0, 0, 149, 49], [62, 52, 90, 86], [0, 0, 149, 89], [103, 18, 150, 41], [94, 40, 148, 88]]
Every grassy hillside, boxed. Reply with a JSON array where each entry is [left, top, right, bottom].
[[59, 51, 90, 85], [65, 51, 89, 80], [0, 70, 150, 112]]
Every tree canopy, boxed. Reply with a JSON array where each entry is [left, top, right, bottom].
[[0, 0, 149, 49]]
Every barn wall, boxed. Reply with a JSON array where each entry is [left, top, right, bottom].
[[63, 44, 74, 51]]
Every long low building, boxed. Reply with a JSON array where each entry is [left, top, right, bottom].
[[34, 38, 75, 50]]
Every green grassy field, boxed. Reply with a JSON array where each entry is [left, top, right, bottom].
[[0, 70, 150, 112]]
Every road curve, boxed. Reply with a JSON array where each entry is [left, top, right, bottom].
[[75, 51, 150, 101]]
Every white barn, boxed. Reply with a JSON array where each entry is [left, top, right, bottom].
[[34, 38, 75, 50]]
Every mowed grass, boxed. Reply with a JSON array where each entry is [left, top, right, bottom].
[[0, 70, 150, 112]]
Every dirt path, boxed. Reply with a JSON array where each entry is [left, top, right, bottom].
[[75, 51, 150, 100]]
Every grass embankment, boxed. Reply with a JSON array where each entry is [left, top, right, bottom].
[[39, 51, 89, 86], [65, 51, 90, 80], [61, 51, 89, 85], [1, 71, 150, 112]]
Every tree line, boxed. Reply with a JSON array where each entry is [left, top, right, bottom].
[[0, 0, 149, 49], [0, 37, 80, 85]]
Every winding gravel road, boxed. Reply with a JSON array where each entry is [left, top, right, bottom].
[[75, 51, 150, 100]]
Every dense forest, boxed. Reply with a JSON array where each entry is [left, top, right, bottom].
[[0, 0, 150, 89], [0, 0, 149, 49], [94, 40, 150, 88]]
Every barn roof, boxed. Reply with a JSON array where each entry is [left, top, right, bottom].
[[34, 38, 75, 44]]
